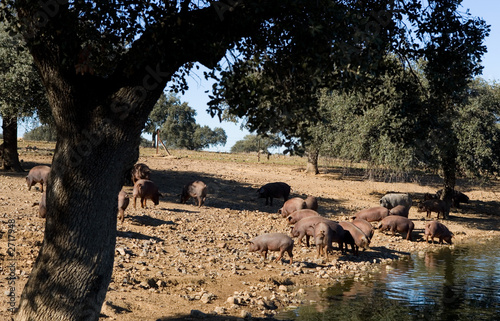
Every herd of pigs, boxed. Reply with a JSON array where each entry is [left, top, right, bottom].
[[25, 162, 469, 265]]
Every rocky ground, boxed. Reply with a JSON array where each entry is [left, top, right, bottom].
[[1, 146, 499, 320]]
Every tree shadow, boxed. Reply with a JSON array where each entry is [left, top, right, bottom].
[[116, 230, 164, 242], [145, 168, 353, 216], [127, 215, 176, 227]]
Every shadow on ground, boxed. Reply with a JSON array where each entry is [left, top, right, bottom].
[[123, 168, 353, 216]]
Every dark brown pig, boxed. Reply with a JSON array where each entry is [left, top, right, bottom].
[[352, 218, 374, 241], [257, 182, 290, 206], [425, 221, 453, 244], [378, 216, 414, 241], [286, 209, 320, 225], [39, 192, 47, 218], [436, 189, 469, 208], [248, 233, 294, 264], [351, 206, 389, 222], [314, 222, 334, 259], [304, 195, 318, 211], [389, 205, 410, 218], [339, 221, 370, 254], [278, 197, 306, 217], [290, 216, 344, 251], [180, 180, 207, 207], [131, 163, 151, 184], [117, 190, 130, 224], [417, 199, 450, 219], [26, 165, 50, 192], [133, 179, 161, 208]]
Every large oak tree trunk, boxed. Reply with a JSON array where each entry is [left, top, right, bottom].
[[1, 114, 24, 172], [15, 86, 154, 320]]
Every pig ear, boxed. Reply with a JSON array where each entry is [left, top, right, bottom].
[[248, 241, 254, 244]]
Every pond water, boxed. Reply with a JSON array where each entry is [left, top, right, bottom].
[[278, 238, 500, 321]]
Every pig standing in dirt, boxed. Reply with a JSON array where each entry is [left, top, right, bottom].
[[117, 190, 130, 224], [417, 199, 450, 219], [257, 182, 290, 206], [286, 209, 320, 224], [389, 205, 410, 218], [26, 165, 50, 192], [314, 222, 334, 259], [290, 216, 345, 251], [352, 218, 374, 241], [378, 216, 414, 241], [248, 233, 294, 264], [436, 189, 469, 209], [180, 180, 207, 207], [278, 197, 306, 217], [380, 193, 412, 210], [339, 221, 370, 254], [351, 206, 390, 222], [424, 221, 453, 244], [304, 195, 318, 211], [39, 192, 47, 218], [133, 179, 161, 208], [131, 163, 151, 185]]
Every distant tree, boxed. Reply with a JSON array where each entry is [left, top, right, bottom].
[[455, 79, 500, 177], [231, 134, 282, 153], [315, 56, 427, 177], [144, 92, 181, 147], [24, 124, 57, 141], [0, 21, 49, 171], [159, 101, 226, 150], [193, 125, 227, 150]]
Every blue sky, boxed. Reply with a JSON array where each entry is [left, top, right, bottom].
[[178, 0, 500, 153]]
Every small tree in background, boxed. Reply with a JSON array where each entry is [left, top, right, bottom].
[[230, 134, 282, 153], [144, 92, 181, 147], [0, 21, 49, 171], [158, 100, 226, 150], [24, 124, 57, 142]]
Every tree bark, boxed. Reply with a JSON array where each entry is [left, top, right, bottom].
[[15, 89, 147, 320], [1, 113, 24, 172], [440, 149, 457, 219], [305, 148, 320, 174]]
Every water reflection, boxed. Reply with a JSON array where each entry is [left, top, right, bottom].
[[279, 238, 500, 321]]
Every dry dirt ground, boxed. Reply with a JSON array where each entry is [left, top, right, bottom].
[[1, 147, 499, 320]]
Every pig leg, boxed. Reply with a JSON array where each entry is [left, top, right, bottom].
[[141, 197, 146, 208], [305, 235, 310, 247], [261, 250, 268, 260], [118, 209, 125, 224], [275, 250, 284, 263], [196, 196, 202, 207], [316, 245, 321, 258], [406, 230, 412, 241], [286, 249, 293, 264], [133, 196, 137, 209]]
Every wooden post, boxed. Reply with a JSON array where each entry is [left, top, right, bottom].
[[156, 129, 160, 155]]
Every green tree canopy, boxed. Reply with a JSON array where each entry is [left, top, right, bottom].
[[0, 21, 50, 170], [158, 100, 226, 150], [230, 134, 282, 153], [24, 124, 57, 141]]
